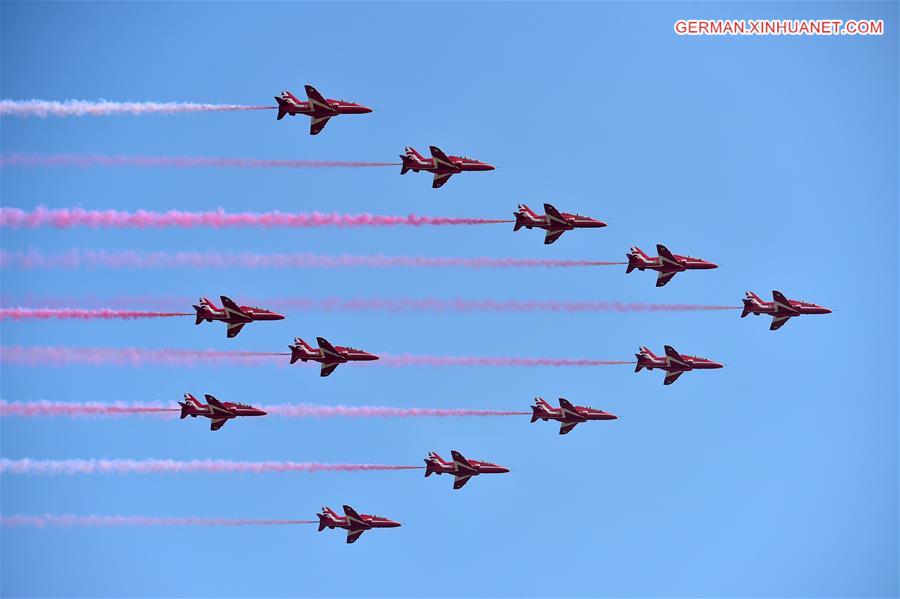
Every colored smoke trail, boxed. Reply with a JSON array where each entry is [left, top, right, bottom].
[[1, 296, 741, 313], [0, 346, 287, 367], [0, 153, 399, 168], [0, 207, 511, 229], [0, 308, 193, 320], [379, 355, 633, 367], [0, 249, 625, 270], [0, 346, 632, 368], [1, 515, 316, 527], [0, 99, 275, 118], [0, 400, 178, 418], [0, 459, 423, 475], [0, 400, 528, 419]]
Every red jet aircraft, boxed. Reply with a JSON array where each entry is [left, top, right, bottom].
[[531, 397, 617, 435], [513, 203, 607, 244], [317, 505, 401, 544], [741, 290, 832, 331], [274, 85, 373, 135], [626, 244, 718, 287], [193, 296, 284, 338], [288, 336, 379, 377], [424, 450, 510, 490], [399, 146, 495, 188], [635, 345, 724, 385], [178, 393, 267, 431]]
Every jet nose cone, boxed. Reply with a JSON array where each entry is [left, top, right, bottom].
[[705, 262, 719, 269], [385, 520, 402, 528], [607, 413, 619, 420], [481, 163, 496, 171], [358, 105, 374, 113], [821, 307, 832, 314], [711, 361, 725, 369], [256, 410, 268, 416], [274, 314, 286, 320], [498, 466, 511, 474]]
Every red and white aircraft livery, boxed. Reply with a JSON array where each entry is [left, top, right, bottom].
[[531, 397, 617, 435], [317, 505, 401, 544], [741, 290, 832, 331], [513, 203, 607, 245], [424, 450, 510, 490], [635, 345, 724, 385], [288, 336, 379, 377], [193, 296, 285, 338], [626, 244, 718, 287], [274, 85, 373, 135], [178, 393, 267, 431], [399, 146, 495, 188]]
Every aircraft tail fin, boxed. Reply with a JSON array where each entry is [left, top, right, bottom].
[[275, 95, 290, 120], [399, 154, 413, 175], [178, 402, 189, 419], [741, 298, 753, 318], [626, 247, 650, 273], [192, 305, 204, 325]]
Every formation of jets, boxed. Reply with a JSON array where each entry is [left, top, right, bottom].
[[193, 296, 284, 338], [178, 393, 266, 431], [531, 397, 617, 435], [513, 203, 607, 244], [635, 345, 724, 385], [275, 85, 373, 135], [288, 336, 379, 377], [627, 245, 718, 287], [317, 505, 401, 544], [741, 290, 832, 331], [161, 86, 833, 544], [424, 450, 510, 490]]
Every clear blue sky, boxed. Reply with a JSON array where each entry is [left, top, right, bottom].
[[1, 2, 897, 597]]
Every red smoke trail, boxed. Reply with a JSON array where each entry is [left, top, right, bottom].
[[1, 515, 316, 527], [1, 296, 740, 313], [0, 400, 178, 418], [0, 458, 423, 475], [0, 308, 193, 320], [0, 153, 399, 168], [0, 400, 527, 419], [0, 207, 511, 229], [0, 99, 275, 118], [379, 355, 633, 367], [0, 346, 632, 368], [0, 346, 287, 367], [0, 249, 625, 270]]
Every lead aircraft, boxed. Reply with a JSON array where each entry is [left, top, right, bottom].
[[741, 290, 831, 331]]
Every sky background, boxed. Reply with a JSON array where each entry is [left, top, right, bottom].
[[1, 2, 898, 597]]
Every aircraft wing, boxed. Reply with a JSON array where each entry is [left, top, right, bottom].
[[346, 528, 366, 544], [544, 229, 566, 244], [432, 172, 454, 189], [663, 345, 690, 368], [316, 337, 341, 357], [772, 290, 800, 314], [204, 395, 233, 416], [226, 322, 247, 338], [309, 115, 332, 136], [656, 271, 678, 287], [304, 85, 337, 113], [770, 315, 791, 331], [656, 244, 682, 267], [210, 418, 228, 431], [663, 371, 684, 385], [450, 450, 478, 473], [453, 474, 474, 490], [559, 421, 579, 435], [342, 505, 368, 525], [558, 398, 587, 420], [220, 296, 254, 323], [542, 203, 569, 226], [429, 146, 460, 171], [320, 363, 340, 377]]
